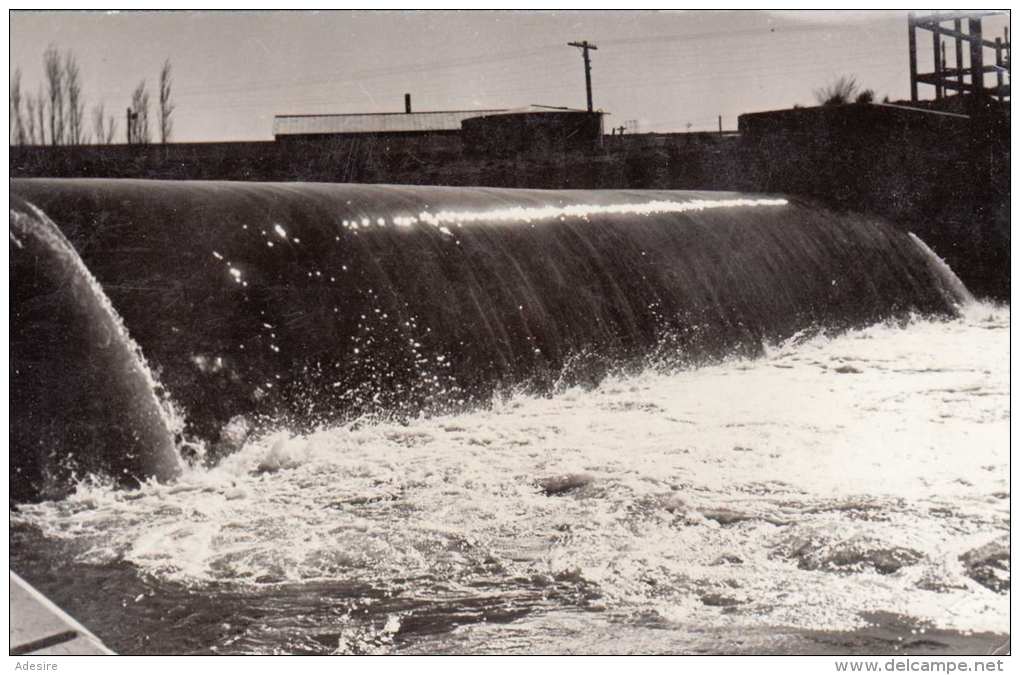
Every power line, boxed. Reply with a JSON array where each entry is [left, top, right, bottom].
[[34, 20, 902, 116], [171, 44, 564, 99]]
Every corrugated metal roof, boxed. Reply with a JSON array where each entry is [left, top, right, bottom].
[[472, 104, 597, 117], [274, 110, 506, 136]]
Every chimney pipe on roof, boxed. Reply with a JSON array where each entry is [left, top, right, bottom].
[[405, 93, 412, 114]]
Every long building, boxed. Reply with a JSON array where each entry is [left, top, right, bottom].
[[273, 108, 506, 141], [273, 96, 605, 153]]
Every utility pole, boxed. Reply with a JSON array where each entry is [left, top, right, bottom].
[[568, 40, 598, 112]]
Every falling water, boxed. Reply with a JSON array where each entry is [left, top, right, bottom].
[[10, 180, 1003, 655]]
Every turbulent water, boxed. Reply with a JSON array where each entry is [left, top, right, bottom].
[[10, 180, 971, 501], [11, 303, 1009, 655], [8, 180, 1005, 654]]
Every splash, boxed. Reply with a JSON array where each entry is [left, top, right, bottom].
[[10, 180, 971, 486], [11, 304, 1009, 653]]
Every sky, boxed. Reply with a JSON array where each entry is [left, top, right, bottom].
[[9, 10, 1011, 142]]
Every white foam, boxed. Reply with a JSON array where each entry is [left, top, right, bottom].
[[13, 305, 1009, 641]]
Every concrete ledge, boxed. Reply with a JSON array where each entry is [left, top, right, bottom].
[[10, 571, 114, 655]]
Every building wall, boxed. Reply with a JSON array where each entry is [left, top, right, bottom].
[[738, 103, 1009, 299], [9, 106, 1008, 298], [10, 133, 463, 182], [462, 112, 603, 155], [10, 142, 283, 181]]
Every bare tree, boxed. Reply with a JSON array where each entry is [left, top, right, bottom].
[[130, 80, 151, 144], [158, 59, 174, 143], [105, 114, 118, 145], [32, 89, 48, 146], [43, 45, 65, 145], [91, 103, 104, 144], [91, 103, 117, 144], [15, 44, 182, 146], [25, 95, 38, 145], [64, 51, 86, 144], [10, 68, 26, 145]]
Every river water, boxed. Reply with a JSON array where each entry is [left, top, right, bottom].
[[10, 302, 1009, 655]]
